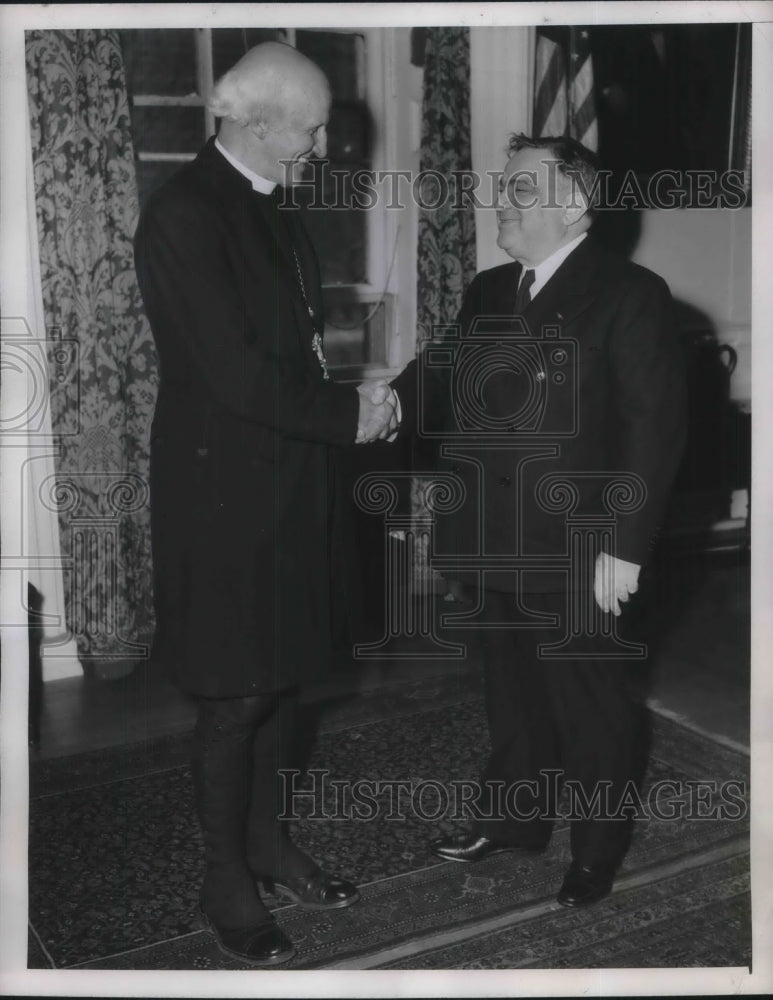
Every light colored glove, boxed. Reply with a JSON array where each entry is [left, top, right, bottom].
[[594, 551, 641, 616]]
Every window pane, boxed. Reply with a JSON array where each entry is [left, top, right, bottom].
[[295, 30, 364, 100], [297, 174, 367, 285], [136, 160, 190, 208], [212, 28, 283, 80], [327, 101, 371, 164], [132, 106, 205, 154], [121, 29, 197, 96], [323, 297, 388, 370]]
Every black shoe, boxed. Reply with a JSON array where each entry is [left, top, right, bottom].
[[260, 867, 360, 910], [556, 862, 615, 907], [200, 910, 296, 965], [430, 833, 544, 863]]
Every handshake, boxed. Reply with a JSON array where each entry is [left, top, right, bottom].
[[356, 380, 400, 444]]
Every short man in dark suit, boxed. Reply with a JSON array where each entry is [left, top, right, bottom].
[[134, 42, 397, 965], [393, 134, 686, 906]]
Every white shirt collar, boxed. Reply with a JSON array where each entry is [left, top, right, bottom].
[[522, 232, 588, 298], [215, 138, 277, 195]]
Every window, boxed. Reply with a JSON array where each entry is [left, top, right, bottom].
[[121, 27, 396, 377]]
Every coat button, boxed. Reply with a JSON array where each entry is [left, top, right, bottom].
[[498, 476, 512, 487]]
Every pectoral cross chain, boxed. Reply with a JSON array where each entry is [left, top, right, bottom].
[[291, 246, 330, 381]]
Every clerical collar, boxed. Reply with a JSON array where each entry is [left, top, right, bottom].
[[215, 138, 277, 195], [522, 232, 587, 298]]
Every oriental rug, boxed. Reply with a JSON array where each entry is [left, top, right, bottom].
[[28, 668, 750, 970]]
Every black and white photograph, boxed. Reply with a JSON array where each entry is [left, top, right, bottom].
[[0, 2, 771, 996]]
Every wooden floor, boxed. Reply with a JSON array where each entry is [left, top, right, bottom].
[[31, 548, 750, 760]]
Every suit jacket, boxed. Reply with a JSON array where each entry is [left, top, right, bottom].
[[134, 138, 359, 697], [393, 235, 687, 593]]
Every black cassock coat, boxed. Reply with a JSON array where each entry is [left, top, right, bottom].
[[134, 139, 359, 697], [393, 235, 687, 593]]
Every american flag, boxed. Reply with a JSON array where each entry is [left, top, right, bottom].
[[533, 26, 598, 151]]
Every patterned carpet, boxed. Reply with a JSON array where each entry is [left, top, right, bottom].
[[28, 668, 750, 970]]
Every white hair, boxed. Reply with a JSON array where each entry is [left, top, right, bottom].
[[207, 42, 327, 128], [207, 71, 281, 127]]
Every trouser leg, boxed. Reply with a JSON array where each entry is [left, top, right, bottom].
[[543, 656, 642, 867], [472, 588, 645, 867], [536, 590, 647, 868], [474, 589, 559, 847], [245, 687, 317, 879], [192, 693, 275, 928]]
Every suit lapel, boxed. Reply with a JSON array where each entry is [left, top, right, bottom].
[[522, 237, 606, 336]]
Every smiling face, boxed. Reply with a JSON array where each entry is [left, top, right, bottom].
[[496, 146, 579, 266], [255, 86, 330, 187]]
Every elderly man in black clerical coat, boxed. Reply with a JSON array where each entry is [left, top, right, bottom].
[[135, 42, 397, 965]]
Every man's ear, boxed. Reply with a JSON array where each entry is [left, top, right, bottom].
[[559, 170, 592, 228], [562, 197, 590, 228]]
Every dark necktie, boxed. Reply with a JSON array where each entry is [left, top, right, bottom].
[[514, 268, 535, 315]]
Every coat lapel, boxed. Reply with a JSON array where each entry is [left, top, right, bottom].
[[249, 191, 322, 339], [521, 236, 606, 336], [198, 140, 320, 354], [280, 205, 325, 330]]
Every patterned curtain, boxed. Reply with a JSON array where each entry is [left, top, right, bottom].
[[416, 27, 477, 342], [26, 30, 158, 664], [413, 27, 476, 587]]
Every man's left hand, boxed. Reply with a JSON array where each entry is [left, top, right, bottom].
[[594, 552, 641, 616]]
